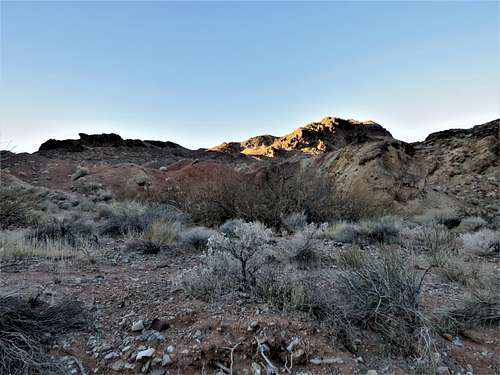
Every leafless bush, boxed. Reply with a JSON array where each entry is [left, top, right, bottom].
[[161, 164, 379, 228], [0, 294, 89, 375], [207, 221, 272, 290]]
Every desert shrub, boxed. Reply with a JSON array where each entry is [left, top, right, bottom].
[[219, 218, 247, 236], [71, 166, 89, 181], [281, 211, 308, 234], [99, 201, 186, 237], [403, 223, 457, 253], [162, 164, 379, 228], [253, 265, 317, 311], [178, 226, 216, 250], [0, 188, 40, 229], [461, 229, 500, 256], [143, 220, 179, 245], [182, 221, 272, 297], [281, 224, 320, 269], [321, 221, 361, 243], [358, 215, 401, 243], [0, 294, 89, 375], [335, 251, 434, 356], [180, 251, 240, 300], [414, 208, 461, 229], [207, 221, 272, 290], [457, 216, 487, 232], [442, 276, 500, 332]]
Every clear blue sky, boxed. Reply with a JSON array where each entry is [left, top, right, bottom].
[[1, 1, 498, 152]]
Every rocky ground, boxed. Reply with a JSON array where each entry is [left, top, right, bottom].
[[1, 234, 498, 375]]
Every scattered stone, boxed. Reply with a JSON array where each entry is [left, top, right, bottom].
[[321, 356, 344, 364], [161, 354, 173, 366], [136, 347, 155, 361], [310, 357, 322, 365], [286, 337, 300, 352], [137, 330, 165, 342], [110, 360, 126, 371], [131, 320, 145, 332], [366, 371, 378, 375], [103, 352, 119, 361], [166, 345, 175, 353], [150, 318, 169, 332], [436, 367, 451, 375]]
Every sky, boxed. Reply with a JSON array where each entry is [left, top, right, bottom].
[[1, 1, 499, 153]]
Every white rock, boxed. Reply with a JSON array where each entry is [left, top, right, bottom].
[[366, 371, 378, 375], [166, 345, 175, 353], [104, 352, 119, 361], [161, 354, 173, 366], [131, 320, 145, 332], [136, 348, 155, 361]]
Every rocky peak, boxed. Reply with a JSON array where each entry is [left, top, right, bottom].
[[212, 116, 393, 157]]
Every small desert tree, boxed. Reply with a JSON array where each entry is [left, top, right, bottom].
[[207, 221, 272, 290]]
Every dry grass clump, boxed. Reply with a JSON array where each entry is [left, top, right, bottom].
[[334, 251, 435, 356], [99, 201, 186, 237], [337, 245, 365, 269], [358, 215, 402, 243], [438, 259, 482, 287], [457, 216, 487, 232], [321, 221, 361, 243], [403, 223, 456, 267], [281, 224, 320, 269], [0, 294, 89, 375], [143, 220, 179, 245], [0, 230, 95, 264], [414, 208, 461, 228], [281, 211, 308, 234], [0, 188, 42, 229], [178, 226, 217, 250], [442, 276, 500, 332], [28, 220, 94, 246], [321, 216, 401, 244]]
